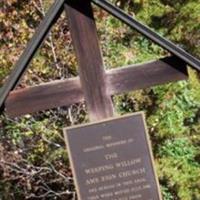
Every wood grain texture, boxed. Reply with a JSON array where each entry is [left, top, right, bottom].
[[107, 56, 188, 95], [6, 78, 83, 117], [5, 56, 188, 117], [65, 0, 114, 121]]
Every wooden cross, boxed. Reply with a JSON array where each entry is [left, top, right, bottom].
[[2, 0, 197, 121]]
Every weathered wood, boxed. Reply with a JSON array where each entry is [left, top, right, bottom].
[[65, 0, 114, 121], [107, 56, 188, 94], [5, 56, 188, 117], [6, 78, 83, 117]]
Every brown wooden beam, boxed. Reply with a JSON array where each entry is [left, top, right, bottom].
[[107, 56, 188, 95], [5, 56, 188, 117], [65, 0, 114, 121], [5, 78, 83, 117]]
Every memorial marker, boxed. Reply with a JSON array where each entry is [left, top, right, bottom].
[[64, 112, 162, 200], [1, 1, 198, 200]]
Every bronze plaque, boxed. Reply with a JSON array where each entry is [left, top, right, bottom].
[[64, 112, 162, 200]]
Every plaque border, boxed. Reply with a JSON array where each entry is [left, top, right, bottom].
[[64, 112, 162, 200]]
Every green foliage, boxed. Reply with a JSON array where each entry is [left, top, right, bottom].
[[148, 80, 198, 138], [157, 157, 200, 200], [161, 186, 174, 200], [1, 115, 67, 164], [159, 138, 198, 163]]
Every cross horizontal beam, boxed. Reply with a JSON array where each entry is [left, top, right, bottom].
[[5, 56, 187, 117]]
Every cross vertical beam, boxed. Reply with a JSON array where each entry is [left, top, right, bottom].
[[65, 0, 114, 121]]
